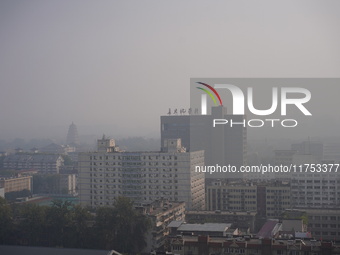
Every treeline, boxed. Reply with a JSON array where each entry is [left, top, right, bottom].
[[0, 196, 150, 254], [5, 189, 31, 202]]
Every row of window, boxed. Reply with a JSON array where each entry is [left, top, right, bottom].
[[311, 215, 339, 220], [89, 155, 179, 160], [89, 167, 180, 172], [90, 161, 179, 166], [310, 223, 340, 228]]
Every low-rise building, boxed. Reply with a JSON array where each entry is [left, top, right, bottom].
[[0, 175, 32, 194], [206, 179, 257, 212], [291, 171, 340, 209], [185, 210, 256, 233], [258, 181, 291, 218], [137, 199, 185, 253], [206, 179, 291, 218], [306, 208, 340, 241], [3, 154, 64, 174], [168, 235, 340, 255], [168, 221, 233, 237]]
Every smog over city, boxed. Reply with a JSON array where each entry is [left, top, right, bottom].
[[1, 1, 340, 254]]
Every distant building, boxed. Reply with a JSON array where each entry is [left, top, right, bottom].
[[40, 143, 75, 154], [0, 187, 4, 198], [78, 137, 205, 210], [206, 179, 291, 218], [185, 210, 256, 233], [291, 171, 340, 208], [257, 181, 291, 218], [168, 236, 339, 255], [59, 174, 77, 195], [3, 154, 64, 174], [291, 141, 323, 162], [305, 208, 340, 241], [137, 199, 185, 253], [66, 122, 79, 146], [286, 208, 340, 242], [281, 219, 305, 232], [206, 179, 257, 212], [324, 142, 340, 163], [168, 221, 233, 237], [161, 106, 247, 179], [0, 175, 32, 194], [274, 150, 297, 166]]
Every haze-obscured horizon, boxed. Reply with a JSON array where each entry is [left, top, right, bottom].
[[1, 0, 340, 142]]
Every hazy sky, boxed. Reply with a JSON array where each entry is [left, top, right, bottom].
[[1, 0, 340, 141]]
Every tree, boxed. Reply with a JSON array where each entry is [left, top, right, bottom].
[[113, 196, 138, 253], [0, 197, 13, 244], [5, 189, 31, 202], [93, 197, 151, 253], [45, 199, 73, 247], [94, 206, 118, 250], [70, 205, 93, 248], [18, 204, 47, 246], [107, 197, 151, 253]]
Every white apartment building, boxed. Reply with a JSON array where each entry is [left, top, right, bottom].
[[78, 137, 205, 210], [291, 171, 340, 208]]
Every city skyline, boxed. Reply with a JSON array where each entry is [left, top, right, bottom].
[[2, 1, 340, 253], [1, 1, 340, 141]]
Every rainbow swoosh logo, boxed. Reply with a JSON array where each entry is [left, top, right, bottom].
[[196, 82, 223, 106]]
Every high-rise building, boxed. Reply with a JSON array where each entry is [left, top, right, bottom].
[[66, 122, 79, 146], [161, 106, 246, 179], [78, 137, 205, 210]]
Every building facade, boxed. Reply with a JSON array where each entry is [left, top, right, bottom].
[[0, 175, 32, 194], [3, 154, 64, 174], [306, 209, 340, 241], [78, 138, 205, 210], [161, 106, 247, 179], [59, 174, 77, 195], [206, 180, 291, 218], [291, 171, 340, 209], [185, 210, 257, 233], [168, 235, 340, 255], [206, 179, 257, 212], [138, 199, 186, 253]]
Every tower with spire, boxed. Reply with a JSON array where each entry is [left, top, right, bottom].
[[66, 122, 79, 146]]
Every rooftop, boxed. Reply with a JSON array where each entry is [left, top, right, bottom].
[[186, 210, 257, 216], [177, 223, 231, 233]]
